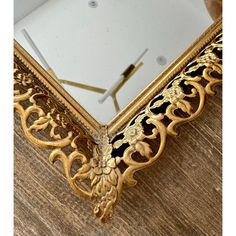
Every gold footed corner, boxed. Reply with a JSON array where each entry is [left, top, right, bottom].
[[14, 26, 222, 222]]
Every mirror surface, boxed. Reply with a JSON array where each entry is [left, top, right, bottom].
[[14, 0, 213, 123]]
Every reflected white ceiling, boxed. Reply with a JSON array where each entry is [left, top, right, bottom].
[[14, 0, 212, 123], [14, 0, 48, 23]]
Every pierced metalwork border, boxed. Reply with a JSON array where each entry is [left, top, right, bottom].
[[14, 20, 222, 222]]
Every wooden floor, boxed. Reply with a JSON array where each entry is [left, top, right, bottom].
[[14, 87, 222, 236]]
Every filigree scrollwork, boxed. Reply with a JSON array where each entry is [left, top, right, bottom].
[[14, 55, 122, 222], [14, 29, 222, 222], [110, 32, 222, 186]]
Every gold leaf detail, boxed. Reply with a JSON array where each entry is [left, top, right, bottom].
[[14, 26, 222, 222], [29, 115, 51, 131], [135, 141, 152, 157]]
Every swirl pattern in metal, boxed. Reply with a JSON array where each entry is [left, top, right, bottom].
[[14, 28, 222, 222]]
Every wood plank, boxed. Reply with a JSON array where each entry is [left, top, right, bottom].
[[14, 88, 222, 236]]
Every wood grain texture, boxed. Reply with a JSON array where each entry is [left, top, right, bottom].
[[14, 88, 222, 236], [204, 0, 222, 21]]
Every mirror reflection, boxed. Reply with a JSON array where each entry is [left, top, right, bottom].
[[14, 0, 213, 123]]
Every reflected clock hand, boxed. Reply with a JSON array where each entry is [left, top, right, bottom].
[[22, 28, 107, 93], [98, 48, 148, 104], [22, 29, 51, 70], [56, 78, 106, 94], [21, 28, 144, 114]]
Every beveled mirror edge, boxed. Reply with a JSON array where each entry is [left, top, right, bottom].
[[107, 17, 222, 137]]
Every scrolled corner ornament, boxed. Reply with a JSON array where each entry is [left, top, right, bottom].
[[14, 28, 222, 222]]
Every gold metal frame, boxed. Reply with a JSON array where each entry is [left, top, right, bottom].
[[14, 18, 222, 222]]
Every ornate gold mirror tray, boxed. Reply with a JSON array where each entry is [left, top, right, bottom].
[[14, 0, 222, 222]]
